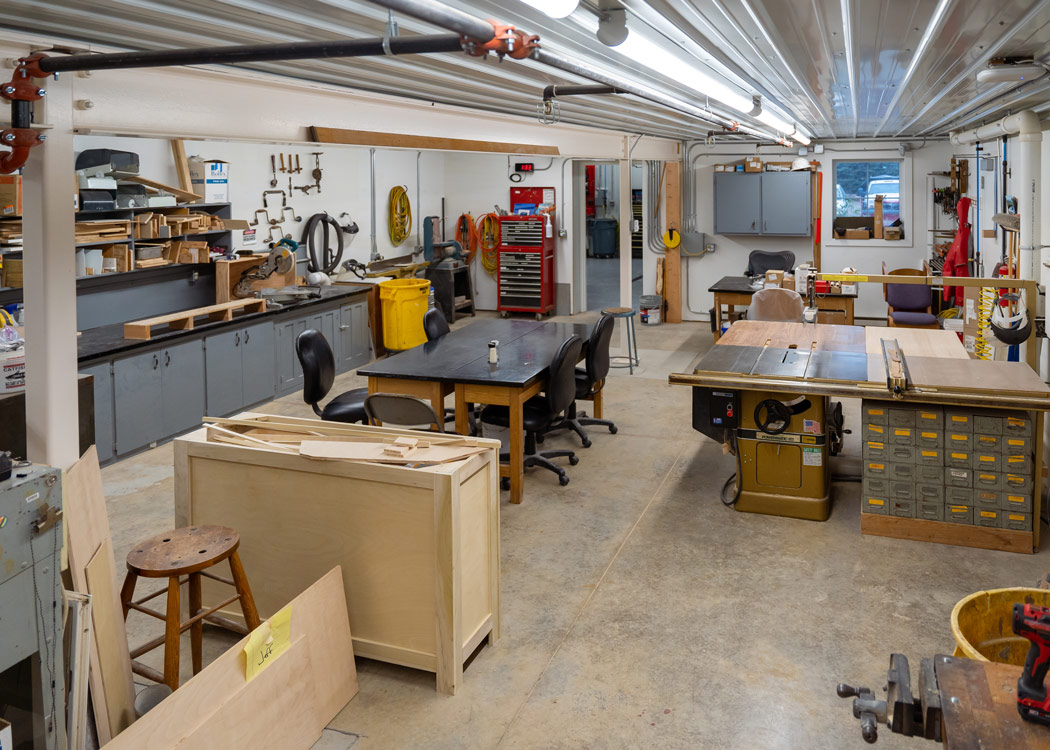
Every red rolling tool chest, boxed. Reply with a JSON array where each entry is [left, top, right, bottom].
[[497, 214, 555, 318]]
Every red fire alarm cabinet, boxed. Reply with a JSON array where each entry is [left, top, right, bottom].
[[497, 214, 555, 318]]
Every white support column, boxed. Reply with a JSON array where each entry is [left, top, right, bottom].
[[618, 157, 632, 353], [22, 71, 80, 469]]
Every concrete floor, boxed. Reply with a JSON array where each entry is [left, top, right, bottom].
[[99, 312, 1050, 749]]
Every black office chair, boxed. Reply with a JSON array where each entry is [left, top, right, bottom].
[[364, 393, 443, 432], [480, 334, 583, 487], [745, 250, 795, 277], [424, 307, 451, 341], [295, 329, 369, 423], [540, 313, 618, 448]]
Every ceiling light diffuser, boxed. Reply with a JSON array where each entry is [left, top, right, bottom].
[[516, 0, 580, 19]]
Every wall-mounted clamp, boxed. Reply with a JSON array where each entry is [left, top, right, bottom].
[[0, 53, 50, 173]]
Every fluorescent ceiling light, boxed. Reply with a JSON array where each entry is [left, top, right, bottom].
[[791, 127, 811, 146], [570, 12, 753, 114], [516, 0, 579, 19], [977, 62, 1047, 84]]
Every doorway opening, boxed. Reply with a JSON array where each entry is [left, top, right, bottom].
[[578, 162, 642, 312]]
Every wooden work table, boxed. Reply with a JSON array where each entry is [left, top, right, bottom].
[[709, 275, 857, 339], [671, 320, 1050, 553]]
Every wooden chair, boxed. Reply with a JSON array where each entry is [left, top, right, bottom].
[[120, 525, 261, 690], [883, 262, 939, 329]]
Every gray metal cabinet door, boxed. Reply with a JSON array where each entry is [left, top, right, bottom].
[[275, 315, 310, 393], [205, 329, 243, 417], [113, 351, 163, 455], [310, 309, 338, 352], [80, 362, 115, 462], [161, 340, 205, 436], [241, 322, 275, 406], [713, 173, 762, 234], [335, 304, 355, 372], [350, 302, 370, 364], [760, 172, 812, 236]]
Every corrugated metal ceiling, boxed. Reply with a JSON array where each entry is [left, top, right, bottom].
[[3, 0, 1050, 142]]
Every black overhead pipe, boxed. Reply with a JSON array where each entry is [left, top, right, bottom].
[[542, 84, 622, 101], [33, 33, 467, 73]]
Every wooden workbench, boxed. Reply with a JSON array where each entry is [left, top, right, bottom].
[[709, 275, 856, 340], [671, 320, 1050, 553]]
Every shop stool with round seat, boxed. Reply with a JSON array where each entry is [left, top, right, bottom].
[[601, 307, 639, 374], [119, 525, 261, 690]]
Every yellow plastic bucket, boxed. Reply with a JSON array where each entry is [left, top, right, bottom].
[[379, 278, 430, 351], [950, 587, 1050, 663]]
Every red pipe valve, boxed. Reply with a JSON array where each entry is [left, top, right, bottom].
[[463, 21, 540, 60]]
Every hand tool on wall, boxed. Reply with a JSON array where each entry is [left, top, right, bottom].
[[311, 152, 324, 193], [250, 209, 270, 227], [294, 184, 316, 195], [295, 154, 302, 174], [270, 155, 278, 187], [281, 206, 302, 223], [279, 154, 286, 173], [1013, 603, 1050, 726], [837, 654, 942, 744]]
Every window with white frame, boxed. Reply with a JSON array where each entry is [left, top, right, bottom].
[[833, 159, 903, 227]]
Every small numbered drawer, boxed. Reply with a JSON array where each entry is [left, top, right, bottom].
[[974, 508, 1001, 528], [947, 432, 972, 451], [945, 409, 973, 433], [945, 451, 972, 469], [973, 414, 1002, 435], [1001, 493, 1033, 513], [971, 490, 1000, 510], [972, 471, 1003, 491], [888, 427, 914, 446], [916, 464, 943, 483], [864, 461, 889, 478], [887, 445, 916, 464], [916, 448, 943, 466], [915, 407, 943, 430], [862, 496, 888, 515], [888, 463, 915, 482], [1003, 454, 1033, 476], [915, 484, 944, 503], [972, 452, 1001, 472], [944, 467, 972, 488], [863, 402, 888, 425], [887, 407, 916, 428], [889, 480, 915, 500], [890, 499, 915, 518], [916, 501, 945, 521], [863, 423, 887, 442], [863, 441, 888, 461], [945, 505, 973, 524], [862, 478, 888, 498], [1003, 436, 1033, 456], [1003, 412, 1033, 438], [973, 434, 1002, 453], [945, 486, 972, 505], [1003, 473, 1033, 494], [1001, 512, 1033, 531], [915, 430, 943, 449]]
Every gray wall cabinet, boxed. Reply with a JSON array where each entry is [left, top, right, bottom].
[[79, 362, 114, 463], [205, 322, 275, 418], [713, 171, 812, 236]]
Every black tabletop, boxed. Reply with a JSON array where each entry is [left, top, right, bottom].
[[359, 319, 592, 387], [708, 275, 859, 298]]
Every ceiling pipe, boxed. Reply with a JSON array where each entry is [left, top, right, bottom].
[[355, 0, 496, 42], [543, 84, 622, 100], [951, 111, 1041, 283]]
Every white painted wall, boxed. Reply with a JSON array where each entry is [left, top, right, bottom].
[[654, 140, 955, 321]]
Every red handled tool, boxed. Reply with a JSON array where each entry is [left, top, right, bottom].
[[1013, 602, 1050, 727]]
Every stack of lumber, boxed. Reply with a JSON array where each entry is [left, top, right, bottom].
[[123, 299, 266, 340], [161, 210, 212, 236], [0, 220, 21, 247], [75, 220, 131, 243], [1, 256, 22, 287]]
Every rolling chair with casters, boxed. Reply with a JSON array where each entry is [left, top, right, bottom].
[[539, 312, 618, 448], [745, 250, 795, 277], [423, 306, 477, 434], [295, 329, 369, 423], [364, 393, 444, 432], [480, 335, 583, 488]]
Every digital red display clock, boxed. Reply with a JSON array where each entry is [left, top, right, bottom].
[[514, 162, 534, 172]]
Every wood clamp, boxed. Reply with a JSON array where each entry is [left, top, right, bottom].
[[881, 339, 909, 398]]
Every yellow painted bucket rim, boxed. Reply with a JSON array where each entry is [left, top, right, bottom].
[[950, 586, 1048, 662]]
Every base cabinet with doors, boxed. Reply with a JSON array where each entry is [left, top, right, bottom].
[[80, 293, 370, 463]]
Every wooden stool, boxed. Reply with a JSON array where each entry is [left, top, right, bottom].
[[120, 525, 261, 690], [602, 306, 639, 374]]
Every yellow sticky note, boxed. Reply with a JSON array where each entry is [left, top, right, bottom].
[[244, 605, 292, 682]]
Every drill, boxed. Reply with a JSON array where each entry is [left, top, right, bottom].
[[1013, 602, 1050, 727]]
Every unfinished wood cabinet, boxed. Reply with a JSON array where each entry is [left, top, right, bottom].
[[173, 416, 501, 695]]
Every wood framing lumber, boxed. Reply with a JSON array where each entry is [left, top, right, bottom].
[[122, 175, 201, 204], [102, 566, 357, 749], [663, 160, 682, 323], [310, 126, 560, 155], [123, 299, 266, 340], [170, 139, 192, 192]]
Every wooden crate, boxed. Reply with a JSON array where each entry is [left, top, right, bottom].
[[173, 415, 502, 695], [1, 257, 22, 288]]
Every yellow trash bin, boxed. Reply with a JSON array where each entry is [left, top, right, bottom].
[[379, 278, 430, 351], [950, 587, 1050, 664]]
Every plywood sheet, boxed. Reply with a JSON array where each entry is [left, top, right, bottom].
[[717, 320, 865, 353], [102, 567, 357, 750], [938, 657, 1048, 749], [65, 447, 135, 743], [864, 327, 968, 359], [299, 439, 487, 465]]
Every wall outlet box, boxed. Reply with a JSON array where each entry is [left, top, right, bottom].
[[814, 144, 825, 154]]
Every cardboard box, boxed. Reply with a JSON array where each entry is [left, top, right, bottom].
[[714, 164, 725, 172], [873, 195, 884, 239], [884, 226, 902, 240], [744, 156, 763, 173], [765, 161, 793, 172], [844, 228, 870, 239], [1, 348, 25, 393], [102, 243, 132, 272], [0, 176, 22, 216], [188, 158, 230, 202]]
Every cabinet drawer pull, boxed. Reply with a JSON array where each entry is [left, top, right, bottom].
[[164, 351, 171, 367], [152, 354, 158, 370], [235, 332, 240, 346], [244, 330, 250, 344]]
